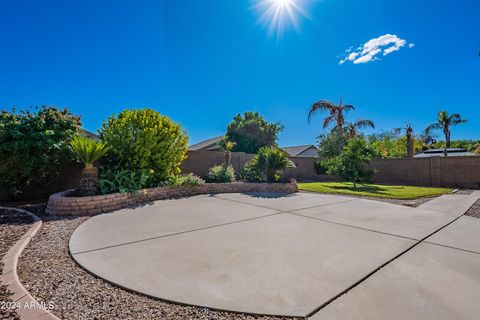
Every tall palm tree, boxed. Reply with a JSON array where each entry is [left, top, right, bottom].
[[307, 98, 354, 150], [394, 123, 415, 157], [345, 119, 376, 138], [426, 111, 467, 157]]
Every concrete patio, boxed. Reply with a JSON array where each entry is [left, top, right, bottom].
[[69, 191, 480, 318]]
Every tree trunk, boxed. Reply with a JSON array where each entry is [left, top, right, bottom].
[[406, 132, 414, 158], [444, 130, 450, 157], [337, 122, 344, 151], [224, 151, 231, 168], [79, 167, 99, 196]]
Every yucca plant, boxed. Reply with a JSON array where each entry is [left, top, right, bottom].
[[217, 136, 236, 168], [246, 146, 295, 182], [70, 135, 110, 196]]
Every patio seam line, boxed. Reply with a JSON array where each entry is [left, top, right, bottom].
[[287, 212, 419, 242], [422, 241, 480, 255], [72, 198, 359, 255], [212, 193, 359, 213], [305, 196, 478, 319], [70, 211, 284, 255]]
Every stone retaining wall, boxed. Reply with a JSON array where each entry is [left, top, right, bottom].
[[45, 182, 299, 216]]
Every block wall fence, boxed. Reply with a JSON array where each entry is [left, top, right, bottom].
[[1, 150, 479, 201]]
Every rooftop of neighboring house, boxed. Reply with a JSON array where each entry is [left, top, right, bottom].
[[414, 148, 478, 158], [189, 137, 319, 158]]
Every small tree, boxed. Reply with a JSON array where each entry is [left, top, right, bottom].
[[0, 106, 80, 199], [245, 147, 295, 182], [226, 112, 283, 154], [99, 108, 188, 187], [70, 135, 109, 196], [325, 137, 375, 189], [217, 136, 236, 168]]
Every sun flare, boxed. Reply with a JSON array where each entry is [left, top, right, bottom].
[[253, 0, 309, 38]]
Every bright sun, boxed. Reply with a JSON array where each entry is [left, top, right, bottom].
[[253, 0, 308, 38]]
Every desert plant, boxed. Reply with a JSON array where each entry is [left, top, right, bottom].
[[324, 137, 375, 189], [245, 146, 295, 182], [217, 136, 236, 167], [159, 173, 205, 187], [0, 106, 80, 199], [426, 111, 467, 156], [394, 123, 415, 157], [226, 112, 283, 154], [99, 167, 149, 194], [99, 108, 188, 186], [70, 135, 109, 196], [308, 98, 355, 151], [206, 165, 236, 183]]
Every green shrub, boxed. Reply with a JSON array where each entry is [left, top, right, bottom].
[[206, 165, 236, 183], [99, 167, 149, 194], [324, 137, 375, 188], [70, 135, 109, 169], [0, 106, 81, 199], [314, 160, 328, 175], [245, 147, 295, 182], [99, 108, 188, 187], [226, 112, 283, 154], [159, 173, 205, 187]]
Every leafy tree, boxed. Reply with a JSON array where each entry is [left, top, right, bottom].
[[99, 108, 188, 187], [217, 135, 236, 167], [394, 123, 415, 157], [368, 132, 422, 158], [70, 135, 110, 196], [307, 98, 354, 151], [426, 111, 467, 156], [245, 146, 295, 182], [226, 112, 283, 154], [316, 130, 343, 159], [324, 137, 375, 189], [0, 106, 80, 199]]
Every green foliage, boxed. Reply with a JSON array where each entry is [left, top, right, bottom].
[[70, 135, 109, 169], [99, 167, 149, 194], [217, 135, 235, 152], [159, 173, 205, 187], [368, 132, 422, 158], [316, 131, 343, 159], [314, 160, 328, 175], [0, 106, 80, 199], [99, 108, 188, 186], [206, 165, 236, 183], [431, 139, 480, 152], [226, 112, 283, 154], [245, 146, 295, 182], [324, 137, 375, 188]]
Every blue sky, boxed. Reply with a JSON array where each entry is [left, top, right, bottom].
[[0, 0, 478, 146]]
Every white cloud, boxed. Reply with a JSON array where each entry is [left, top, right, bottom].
[[339, 34, 414, 65]]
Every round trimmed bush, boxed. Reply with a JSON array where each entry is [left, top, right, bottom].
[[99, 108, 188, 187]]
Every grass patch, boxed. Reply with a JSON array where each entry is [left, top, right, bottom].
[[299, 182, 453, 199]]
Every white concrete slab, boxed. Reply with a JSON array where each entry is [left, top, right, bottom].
[[69, 195, 280, 254], [418, 194, 479, 217], [214, 192, 355, 211], [310, 243, 480, 320], [72, 213, 415, 317], [293, 198, 455, 240], [426, 216, 480, 253]]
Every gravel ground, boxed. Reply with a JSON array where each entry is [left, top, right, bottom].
[[465, 199, 480, 219], [16, 209, 298, 320], [0, 209, 34, 320]]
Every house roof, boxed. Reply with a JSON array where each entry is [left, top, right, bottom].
[[189, 136, 223, 151], [414, 148, 477, 158], [282, 145, 318, 157]]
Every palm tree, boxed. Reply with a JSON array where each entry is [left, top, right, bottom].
[[394, 123, 415, 157], [70, 135, 110, 196], [246, 147, 295, 182], [426, 111, 467, 157], [308, 98, 354, 151], [217, 136, 236, 168], [419, 128, 437, 150], [345, 119, 376, 138]]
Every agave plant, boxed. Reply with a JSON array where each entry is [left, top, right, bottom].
[[246, 146, 295, 182], [70, 135, 110, 196]]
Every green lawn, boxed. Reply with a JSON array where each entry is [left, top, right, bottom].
[[299, 182, 453, 199]]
